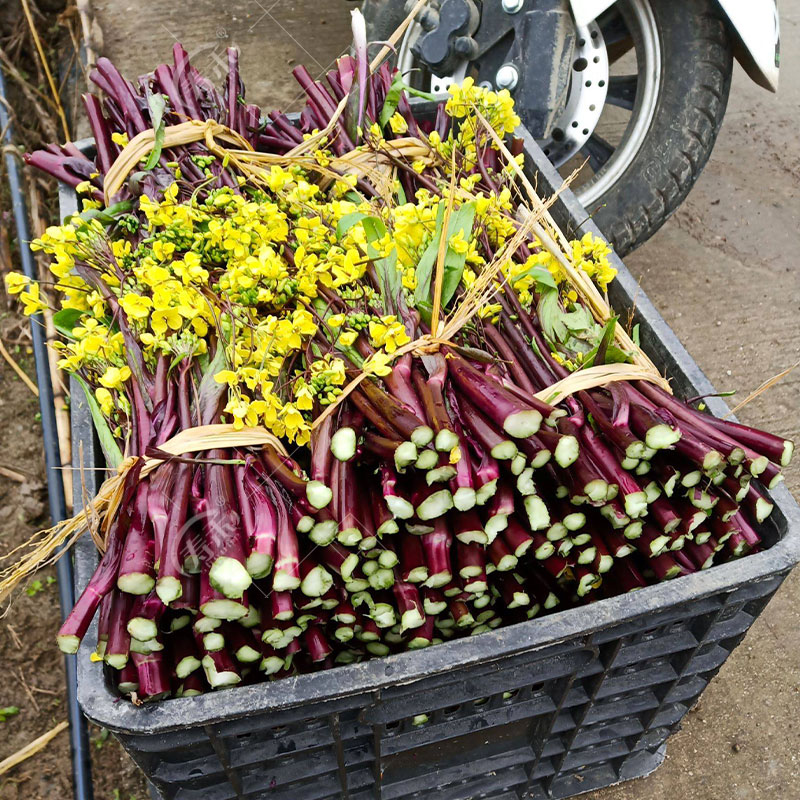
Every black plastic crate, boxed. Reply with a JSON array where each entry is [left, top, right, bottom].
[[62, 129, 800, 800]]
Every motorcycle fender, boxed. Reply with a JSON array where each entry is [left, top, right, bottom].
[[568, 0, 780, 92], [715, 0, 779, 91]]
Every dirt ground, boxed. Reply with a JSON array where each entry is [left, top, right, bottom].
[[0, 1, 798, 799]]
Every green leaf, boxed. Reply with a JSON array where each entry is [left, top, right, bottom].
[[405, 85, 437, 101], [592, 317, 617, 366], [581, 317, 631, 368], [361, 215, 388, 243], [416, 300, 433, 328], [447, 343, 496, 364], [603, 345, 632, 364], [375, 249, 400, 308], [440, 201, 477, 307], [362, 216, 401, 304], [74, 376, 124, 470], [378, 74, 437, 129], [413, 203, 445, 306], [196, 341, 229, 426], [632, 323, 640, 346], [379, 72, 405, 128], [561, 305, 594, 334], [512, 263, 558, 292], [412, 200, 477, 309], [78, 200, 133, 226], [537, 289, 567, 344], [144, 93, 166, 171], [52, 308, 83, 339], [336, 211, 370, 240], [0, 707, 19, 723]]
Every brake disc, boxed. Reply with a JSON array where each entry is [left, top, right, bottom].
[[538, 21, 609, 167]]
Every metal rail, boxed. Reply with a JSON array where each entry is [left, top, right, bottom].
[[0, 67, 94, 800]]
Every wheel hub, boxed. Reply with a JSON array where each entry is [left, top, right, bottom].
[[398, 0, 661, 207], [401, 16, 608, 168]]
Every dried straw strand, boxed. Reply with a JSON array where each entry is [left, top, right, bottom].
[[0, 721, 68, 777], [725, 359, 800, 418], [19, 0, 70, 141], [0, 339, 38, 396]]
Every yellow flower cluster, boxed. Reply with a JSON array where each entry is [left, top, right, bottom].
[[571, 232, 617, 290], [368, 315, 411, 354], [446, 77, 520, 135], [6, 78, 621, 455]]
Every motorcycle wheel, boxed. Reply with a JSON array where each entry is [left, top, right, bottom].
[[363, 0, 734, 255]]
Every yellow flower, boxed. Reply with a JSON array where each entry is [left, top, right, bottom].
[[151, 307, 182, 336], [19, 283, 47, 316], [4, 272, 30, 295], [224, 396, 250, 430], [111, 131, 129, 147], [477, 303, 501, 322], [98, 365, 131, 390], [363, 350, 393, 377], [448, 230, 469, 255], [388, 112, 408, 134], [152, 240, 175, 262], [327, 313, 345, 328], [294, 379, 314, 411], [369, 315, 410, 354], [119, 294, 152, 320], [282, 403, 304, 429], [338, 330, 358, 347], [291, 308, 316, 338], [95, 387, 114, 416], [214, 370, 239, 386]]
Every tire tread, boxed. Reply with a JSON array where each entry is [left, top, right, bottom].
[[592, 0, 733, 254]]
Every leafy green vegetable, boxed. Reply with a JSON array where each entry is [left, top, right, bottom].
[[414, 201, 477, 309], [78, 200, 134, 227], [75, 376, 124, 469], [537, 289, 567, 344], [440, 201, 477, 307], [379, 72, 436, 128], [362, 217, 402, 305], [584, 317, 617, 367], [52, 308, 83, 339], [538, 292, 631, 370], [143, 93, 166, 170], [335, 211, 370, 240], [416, 300, 433, 328], [512, 263, 558, 292], [413, 203, 446, 305]]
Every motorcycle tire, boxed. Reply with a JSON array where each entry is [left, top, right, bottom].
[[362, 0, 734, 256]]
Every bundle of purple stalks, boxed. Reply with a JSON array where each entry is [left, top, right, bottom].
[[19, 29, 793, 703]]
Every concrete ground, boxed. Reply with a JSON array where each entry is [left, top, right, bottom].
[[87, 1, 800, 797]]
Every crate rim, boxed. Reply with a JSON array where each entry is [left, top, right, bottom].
[[61, 130, 800, 737]]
